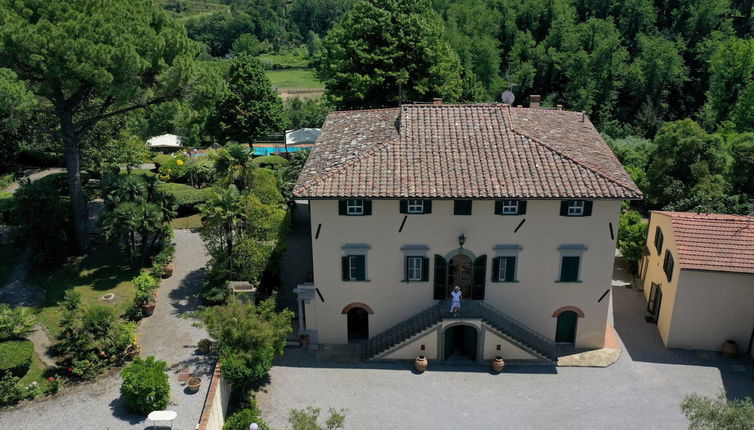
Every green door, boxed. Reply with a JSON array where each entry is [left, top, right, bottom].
[[555, 311, 578, 343]]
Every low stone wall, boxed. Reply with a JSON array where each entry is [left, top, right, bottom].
[[197, 363, 231, 430]]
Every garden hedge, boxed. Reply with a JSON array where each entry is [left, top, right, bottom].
[[17, 148, 64, 168], [157, 183, 214, 216], [152, 154, 174, 169], [0, 340, 33, 378], [251, 155, 289, 169]]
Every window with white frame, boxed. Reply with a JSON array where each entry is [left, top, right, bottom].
[[407, 199, 424, 214], [567, 200, 585, 216], [347, 199, 364, 215], [407, 256, 423, 281], [502, 200, 519, 215]]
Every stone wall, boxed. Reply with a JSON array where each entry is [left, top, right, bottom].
[[198, 363, 231, 430]]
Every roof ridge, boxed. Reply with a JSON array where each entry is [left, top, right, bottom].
[[505, 107, 640, 196]]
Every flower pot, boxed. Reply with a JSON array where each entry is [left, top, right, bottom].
[[492, 356, 505, 373], [187, 377, 201, 393], [722, 340, 739, 358], [300, 334, 310, 349], [142, 301, 156, 316], [197, 339, 212, 353], [415, 356, 428, 372], [163, 263, 174, 278]]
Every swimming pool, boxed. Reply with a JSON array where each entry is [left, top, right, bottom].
[[253, 146, 311, 156]]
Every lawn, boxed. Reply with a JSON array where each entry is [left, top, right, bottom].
[[156, 0, 229, 20], [171, 214, 203, 230], [19, 352, 53, 386], [265, 69, 322, 89], [31, 245, 139, 337]]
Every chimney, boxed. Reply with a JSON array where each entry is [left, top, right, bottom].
[[529, 95, 541, 109], [433, 98, 443, 106]]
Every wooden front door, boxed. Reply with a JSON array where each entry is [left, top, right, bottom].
[[448, 255, 473, 299], [347, 307, 369, 343], [647, 283, 663, 323], [555, 311, 578, 343]]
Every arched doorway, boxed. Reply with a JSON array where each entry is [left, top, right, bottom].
[[448, 254, 473, 298], [555, 311, 578, 343], [443, 325, 477, 360], [347, 307, 369, 343]]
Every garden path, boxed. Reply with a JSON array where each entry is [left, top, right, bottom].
[[0, 229, 213, 430], [2, 167, 65, 193]]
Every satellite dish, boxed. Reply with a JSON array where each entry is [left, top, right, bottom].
[[501, 90, 515, 105]]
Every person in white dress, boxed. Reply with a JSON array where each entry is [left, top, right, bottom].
[[450, 286, 462, 316]]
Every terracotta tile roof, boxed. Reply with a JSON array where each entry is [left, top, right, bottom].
[[654, 211, 754, 274], [293, 104, 642, 199]]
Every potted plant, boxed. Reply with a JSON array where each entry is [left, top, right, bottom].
[[492, 356, 505, 373], [187, 376, 201, 393], [722, 340, 739, 358], [133, 272, 158, 317], [415, 355, 428, 372], [163, 262, 174, 278], [197, 338, 212, 353]]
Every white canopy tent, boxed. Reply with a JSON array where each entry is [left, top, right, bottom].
[[147, 134, 182, 149], [285, 128, 321, 146]]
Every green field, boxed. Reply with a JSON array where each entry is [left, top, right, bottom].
[[156, 0, 229, 20], [265, 69, 323, 89]]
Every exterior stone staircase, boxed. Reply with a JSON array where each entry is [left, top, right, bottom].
[[362, 301, 578, 362]]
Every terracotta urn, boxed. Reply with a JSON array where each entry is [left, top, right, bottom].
[[163, 263, 174, 278], [492, 356, 505, 373], [142, 301, 156, 316], [187, 376, 201, 393], [722, 340, 739, 358], [300, 334, 310, 349], [415, 355, 428, 372]]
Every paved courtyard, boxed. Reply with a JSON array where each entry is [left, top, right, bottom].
[[0, 230, 213, 430], [257, 282, 754, 430]]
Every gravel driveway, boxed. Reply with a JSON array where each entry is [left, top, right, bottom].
[[0, 229, 212, 430], [257, 282, 754, 430]]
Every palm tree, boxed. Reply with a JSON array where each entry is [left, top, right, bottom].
[[199, 185, 246, 275], [212, 144, 254, 191], [0, 304, 37, 341]]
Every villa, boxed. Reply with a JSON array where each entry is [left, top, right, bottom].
[[292, 100, 641, 363]]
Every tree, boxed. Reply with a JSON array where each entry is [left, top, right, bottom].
[[0, 304, 36, 341], [681, 393, 754, 430], [0, 0, 197, 253], [617, 209, 648, 274], [201, 298, 293, 387], [729, 133, 754, 196], [120, 356, 170, 415], [645, 119, 727, 209], [212, 144, 254, 190], [705, 38, 754, 126], [289, 407, 346, 430], [317, 0, 462, 108], [200, 185, 246, 276], [214, 55, 285, 145]]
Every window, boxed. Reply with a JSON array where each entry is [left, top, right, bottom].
[[492, 256, 517, 282], [663, 251, 674, 282], [454, 200, 472, 215], [559, 256, 581, 282], [338, 199, 372, 216], [341, 255, 366, 281], [407, 257, 422, 281], [407, 199, 424, 214], [495, 200, 527, 215], [347, 199, 364, 215], [560, 200, 593, 217], [654, 226, 664, 255]]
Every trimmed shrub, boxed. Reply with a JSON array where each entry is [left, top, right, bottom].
[[251, 155, 289, 169], [17, 148, 64, 167], [157, 183, 214, 216], [120, 356, 170, 415], [0, 340, 33, 378], [152, 154, 174, 169], [185, 156, 216, 188]]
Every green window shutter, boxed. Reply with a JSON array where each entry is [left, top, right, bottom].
[[363, 200, 372, 215], [404, 256, 410, 282], [494, 200, 503, 215], [472, 255, 486, 300], [355, 255, 366, 280], [338, 200, 347, 215], [423, 200, 432, 214], [518, 201, 527, 215], [341, 256, 349, 281], [399, 200, 408, 214], [454, 200, 472, 215], [433, 255, 447, 299], [560, 201, 569, 216], [421, 257, 430, 281], [505, 257, 516, 281], [583, 201, 593, 216], [491, 256, 501, 281]]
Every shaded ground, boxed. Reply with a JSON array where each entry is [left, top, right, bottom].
[[2, 168, 65, 193], [0, 230, 212, 430], [276, 201, 312, 316], [257, 257, 754, 430]]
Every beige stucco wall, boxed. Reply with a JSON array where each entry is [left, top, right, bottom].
[[642, 212, 681, 345], [304, 199, 621, 349], [381, 326, 440, 360], [668, 270, 754, 350], [482, 328, 539, 360]]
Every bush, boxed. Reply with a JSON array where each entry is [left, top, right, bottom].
[[185, 156, 216, 188], [133, 272, 159, 307], [0, 192, 12, 223], [0, 372, 26, 406], [251, 155, 289, 169], [152, 154, 174, 169], [157, 183, 214, 216], [224, 400, 270, 430], [0, 340, 34, 378], [120, 356, 170, 415], [17, 148, 64, 167], [157, 155, 189, 183], [0, 304, 36, 340]]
